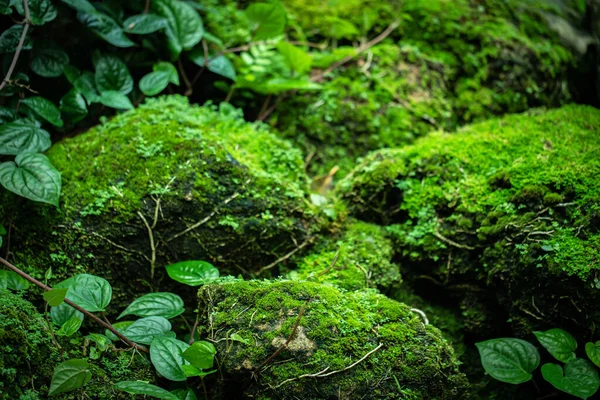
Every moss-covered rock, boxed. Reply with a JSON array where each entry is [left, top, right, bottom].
[[0, 96, 322, 307], [337, 104, 600, 338], [198, 279, 468, 399]]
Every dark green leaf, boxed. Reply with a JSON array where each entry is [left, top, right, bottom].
[[55, 274, 112, 312], [171, 389, 198, 400], [60, 0, 98, 14], [49, 359, 92, 396], [78, 12, 135, 48], [31, 41, 69, 77], [123, 316, 172, 345], [60, 89, 88, 123], [105, 320, 134, 341], [44, 287, 68, 306], [586, 342, 600, 368], [188, 51, 235, 81], [95, 54, 133, 94], [150, 336, 189, 381], [476, 338, 540, 384], [0, 0, 10, 15], [534, 328, 577, 363], [181, 365, 215, 378], [541, 359, 600, 399], [51, 302, 84, 327], [56, 315, 83, 336], [115, 381, 180, 400], [0, 25, 33, 53], [0, 153, 61, 206], [15, 0, 57, 25], [139, 71, 170, 96], [118, 292, 185, 319], [182, 341, 216, 370], [72, 71, 100, 103], [21, 96, 64, 127], [0, 107, 18, 123], [85, 333, 112, 351], [245, 2, 286, 40], [165, 260, 219, 286], [99, 90, 134, 110], [123, 14, 168, 34], [0, 119, 51, 155], [152, 0, 203, 57], [0, 269, 30, 290], [277, 42, 311, 75], [154, 62, 179, 85]]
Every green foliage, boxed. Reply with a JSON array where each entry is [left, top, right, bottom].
[[122, 316, 172, 345], [48, 359, 92, 396], [118, 292, 185, 319], [534, 328, 578, 363], [541, 360, 599, 399], [0, 152, 61, 206], [149, 336, 189, 381], [475, 338, 540, 384], [115, 381, 180, 400], [165, 260, 220, 286], [55, 274, 112, 312], [0, 269, 30, 290], [43, 287, 68, 306]]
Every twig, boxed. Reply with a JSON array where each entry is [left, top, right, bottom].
[[137, 211, 157, 279], [0, 256, 149, 353], [190, 40, 210, 86], [178, 58, 193, 96], [257, 237, 314, 274], [189, 315, 199, 344], [410, 308, 429, 325], [143, 0, 150, 14], [0, 0, 30, 92], [316, 249, 340, 278], [256, 94, 284, 121], [433, 229, 475, 250]]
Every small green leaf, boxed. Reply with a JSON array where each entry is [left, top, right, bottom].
[[230, 333, 249, 345], [171, 388, 198, 400], [50, 302, 84, 327], [85, 333, 112, 351], [0, 25, 33, 53], [95, 54, 133, 94], [15, 0, 57, 25], [245, 2, 286, 40], [182, 341, 216, 370], [0, 153, 61, 206], [105, 320, 134, 341], [31, 41, 69, 77], [150, 336, 189, 381], [55, 274, 112, 312], [21, 97, 64, 127], [181, 365, 216, 378], [0, 119, 51, 155], [165, 260, 219, 286], [154, 62, 179, 85], [0, 107, 18, 123], [60, 89, 88, 123], [139, 71, 170, 96], [0, 0, 10, 14], [60, 0, 98, 14], [99, 91, 134, 110], [541, 359, 600, 399], [188, 51, 236, 81], [476, 338, 540, 384], [77, 12, 135, 48], [152, 0, 204, 58], [277, 42, 312, 75], [123, 14, 168, 34], [44, 267, 52, 281], [115, 381, 180, 400], [0, 269, 30, 290], [118, 292, 185, 319], [325, 16, 359, 40], [534, 328, 577, 363], [72, 71, 100, 104], [586, 342, 600, 368], [44, 288, 68, 306], [123, 316, 172, 345], [56, 315, 83, 336], [48, 359, 92, 396]]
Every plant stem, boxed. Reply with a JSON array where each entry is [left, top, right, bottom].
[[0, 256, 149, 353], [0, 0, 30, 92]]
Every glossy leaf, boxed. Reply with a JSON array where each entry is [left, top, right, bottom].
[[123, 316, 172, 345], [152, 0, 203, 57], [542, 359, 600, 399], [139, 71, 170, 96], [277, 42, 311, 75], [181, 365, 215, 378], [15, 0, 57, 25], [0, 269, 30, 290], [150, 336, 189, 381], [0, 25, 33, 53], [476, 338, 540, 384], [59, 0, 98, 14], [95, 55, 133, 94], [99, 90, 134, 110], [586, 342, 600, 368], [118, 292, 185, 319], [0, 119, 51, 155], [51, 302, 84, 327], [71, 71, 100, 104], [123, 14, 168, 34], [21, 96, 64, 127], [44, 288, 68, 306], [77, 12, 135, 48], [154, 62, 179, 85], [165, 260, 220, 286], [188, 51, 235, 81], [246, 2, 286, 40], [182, 341, 216, 370], [171, 389, 198, 400], [0, 107, 18, 123], [0, 153, 61, 206], [0, 0, 10, 14], [48, 359, 92, 396], [105, 320, 134, 341], [55, 274, 112, 312], [60, 89, 88, 123], [534, 328, 577, 363], [115, 381, 180, 400], [56, 315, 83, 336], [31, 41, 69, 77]]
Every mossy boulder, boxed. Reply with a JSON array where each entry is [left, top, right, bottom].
[[0, 96, 321, 307], [338, 104, 600, 338], [198, 279, 468, 399]]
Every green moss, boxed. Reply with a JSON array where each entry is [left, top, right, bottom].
[[337, 104, 600, 337], [1, 96, 325, 308], [198, 279, 468, 399], [290, 219, 401, 291]]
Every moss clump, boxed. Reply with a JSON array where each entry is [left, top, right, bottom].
[[290, 219, 401, 291], [0, 96, 323, 308], [198, 279, 468, 399], [337, 104, 600, 337]]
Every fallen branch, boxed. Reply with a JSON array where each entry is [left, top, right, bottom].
[[137, 211, 157, 279], [0, 0, 30, 92], [433, 229, 475, 250], [256, 236, 314, 274], [0, 256, 149, 353]]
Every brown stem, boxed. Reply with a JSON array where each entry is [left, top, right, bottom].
[[44, 301, 64, 359], [0, 0, 30, 92], [144, 0, 151, 14], [178, 58, 193, 96], [189, 315, 199, 345], [256, 94, 272, 120], [0, 256, 149, 353]]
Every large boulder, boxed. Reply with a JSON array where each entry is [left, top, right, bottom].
[[197, 279, 468, 399], [0, 96, 322, 306], [337, 105, 600, 338]]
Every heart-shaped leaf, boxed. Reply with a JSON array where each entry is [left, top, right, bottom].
[[118, 292, 185, 319], [48, 359, 92, 396], [182, 341, 216, 370], [15, 0, 57, 25], [104, 320, 134, 341], [0, 119, 51, 155], [0, 107, 18, 123], [0, 153, 61, 206], [154, 62, 179, 85], [165, 260, 219, 286], [51, 302, 84, 327], [95, 54, 133, 94], [152, 0, 203, 57], [0, 25, 33, 53], [123, 316, 172, 345], [31, 41, 69, 77], [150, 336, 190, 381], [115, 381, 180, 400], [476, 338, 540, 384], [139, 71, 170, 96], [534, 328, 577, 363], [99, 90, 134, 110], [541, 359, 600, 399], [77, 12, 135, 48], [60, 89, 88, 123], [188, 51, 236, 81], [123, 14, 168, 34], [277, 42, 312, 75], [55, 274, 112, 312], [0, 269, 30, 290], [245, 2, 286, 40], [44, 287, 68, 306], [69, 70, 100, 104], [56, 315, 83, 336], [586, 342, 600, 368], [21, 96, 64, 127]]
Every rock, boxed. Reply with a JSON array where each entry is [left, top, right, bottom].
[[337, 105, 600, 337], [197, 279, 468, 399]]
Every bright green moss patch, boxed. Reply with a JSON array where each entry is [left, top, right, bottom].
[[198, 279, 468, 399], [338, 105, 600, 337]]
